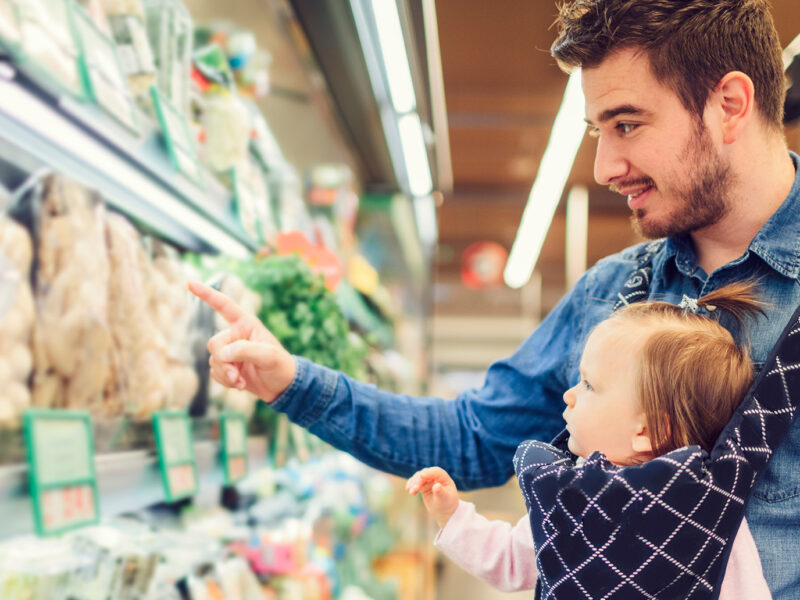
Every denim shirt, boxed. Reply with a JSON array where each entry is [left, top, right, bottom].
[[272, 151, 800, 598]]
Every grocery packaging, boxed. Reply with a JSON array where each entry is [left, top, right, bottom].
[[32, 175, 113, 415]]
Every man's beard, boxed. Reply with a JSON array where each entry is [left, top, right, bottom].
[[629, 125, 733, 239]]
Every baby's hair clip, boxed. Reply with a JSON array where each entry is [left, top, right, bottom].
[[678, 295, 699, 312]]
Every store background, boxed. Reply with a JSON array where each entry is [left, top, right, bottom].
[[0, 0, 799, 599]]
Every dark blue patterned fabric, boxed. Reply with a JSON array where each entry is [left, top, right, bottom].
[[514, 281, 800, 599]]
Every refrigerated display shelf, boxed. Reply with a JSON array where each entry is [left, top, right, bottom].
[[0, 425, 269, 539], [0, 59, 256, 258]]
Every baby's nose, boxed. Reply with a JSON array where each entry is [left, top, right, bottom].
[[563, 387, 576, 408]]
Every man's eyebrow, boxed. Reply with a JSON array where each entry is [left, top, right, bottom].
[[584, 104, 651, 126]]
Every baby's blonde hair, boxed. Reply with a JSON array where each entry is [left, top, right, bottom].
[[607, 282, 764, 455]]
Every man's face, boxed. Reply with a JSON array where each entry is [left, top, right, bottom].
[[582, 48, 733, 238]]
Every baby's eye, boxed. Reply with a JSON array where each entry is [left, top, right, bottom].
[[582, 379, 593, 391]]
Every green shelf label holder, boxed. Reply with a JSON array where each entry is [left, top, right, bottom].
[[150, 85, 204, 188], [152, 410, 199, 502], [220, 411, 248, 486], [23, 409, 100, 537]]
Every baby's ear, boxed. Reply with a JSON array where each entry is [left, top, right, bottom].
[[631, 420, 654, 455], [631, 432, 653, 454]]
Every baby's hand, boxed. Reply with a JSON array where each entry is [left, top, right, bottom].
[[406, 466, 460, 529]]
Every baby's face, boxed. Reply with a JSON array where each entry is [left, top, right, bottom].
[[562, 322, 648, 465]]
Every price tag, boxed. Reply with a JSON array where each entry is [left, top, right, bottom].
[[24, 410, 100, 536], [150, 86, 204, 186], [70, 2, 139, 133], [220, 412, 248, 485], [153, 411, 198, 502]]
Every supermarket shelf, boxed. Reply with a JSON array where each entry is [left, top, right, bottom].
[[0, 434, 268, 540], [0, 60, 256, 258]]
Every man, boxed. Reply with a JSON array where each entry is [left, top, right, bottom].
[[191, 0, 800, 596]]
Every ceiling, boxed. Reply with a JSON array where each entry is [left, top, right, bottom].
[[432, 0, 800, 319]]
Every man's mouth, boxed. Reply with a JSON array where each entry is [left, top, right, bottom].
[[625, 185, 654, 210], [610, 180, 656, 211]]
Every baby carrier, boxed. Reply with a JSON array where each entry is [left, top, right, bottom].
[[515, 242, 800, 599]]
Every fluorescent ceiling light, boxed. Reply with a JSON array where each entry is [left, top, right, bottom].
[[398, 112, 433, 197], [565, 185, 589, 289], [504, 70, 586, 289], [371, 0, 416, 114], [783, 32, 800, 70]]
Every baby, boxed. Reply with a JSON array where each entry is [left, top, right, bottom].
[[406, 282, 771, 599]]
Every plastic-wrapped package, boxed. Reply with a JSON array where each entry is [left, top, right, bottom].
[[0, 0, 21, 47], [0, 217, 34, 428], [0, 536, 86, 600], [142, 0, 192, 116], [105, 213, 169, 419], [203, 91, 251, 172], [14, 0, 83, 96], [32, 175, 113, 416], [76, 0, 110, 32], [234, 155, 277, 245], [68, 524, 162, 600], [148, 241, 198, 410], [207, 273, 260, 418], [102, 0, 156, 97]]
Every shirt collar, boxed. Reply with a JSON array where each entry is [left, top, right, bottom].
[[652, 151, 800, 279], [749, 151, 800, 278]]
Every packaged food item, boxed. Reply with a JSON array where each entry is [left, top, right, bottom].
[[202, 91, 251, 172], [0, 536, 85, 600], [72, 2, 139, 132], [0, 0, 21, 47], [102, 0, 155, 97], [0, 216, 34, 428], [76, 0, 110, 32], [233, 154, 277, 245], [15, 0, 83, 96], [148, 240, 198, 410], [32, 175, 113, 415], [105, 213, 169, 419], [142, 0, 192, 116], [68, 524, 162, 600]]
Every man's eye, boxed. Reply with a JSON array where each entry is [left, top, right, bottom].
[[616, 122, 638, 135], [587, 125, 600, 138]]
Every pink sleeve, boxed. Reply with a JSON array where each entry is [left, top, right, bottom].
[[433, 500, 538, 592], [719, 518, 772, 600]]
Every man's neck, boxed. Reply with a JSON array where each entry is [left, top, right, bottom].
[[691, 142, 795, 275]]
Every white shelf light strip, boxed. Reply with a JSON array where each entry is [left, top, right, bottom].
[[398, 112, 433, 197], [504, 71, 586, 289], [353, 0, 435, 220], [371, 0, 417, 114], [0, 78, 250, 259]]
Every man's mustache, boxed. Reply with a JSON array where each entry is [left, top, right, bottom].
[[609, 177, 656, 194]]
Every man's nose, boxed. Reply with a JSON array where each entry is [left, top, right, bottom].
[[593, 135, 629, 186]]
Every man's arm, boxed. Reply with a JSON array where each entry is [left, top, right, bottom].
[[191, 273, 591, 490], [269, 282, 587, 490]]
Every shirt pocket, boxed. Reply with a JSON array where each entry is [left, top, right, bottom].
[[752, 422, 800, 502]]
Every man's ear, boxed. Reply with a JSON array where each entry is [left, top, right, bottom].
[[712, 71, 755, 145]]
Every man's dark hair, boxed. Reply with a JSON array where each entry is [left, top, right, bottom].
[[552, 0, 786, 128]]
